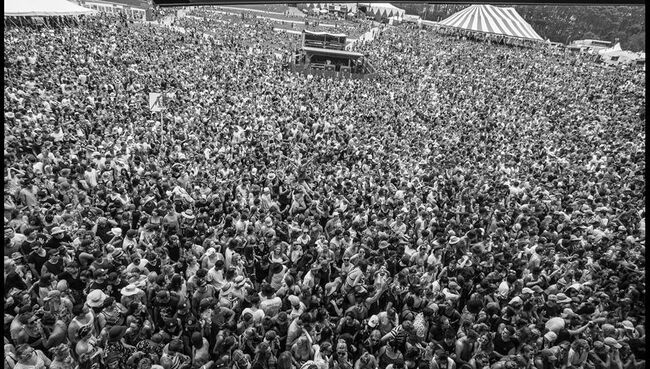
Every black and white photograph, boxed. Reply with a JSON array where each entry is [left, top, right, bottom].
[[3, 1, 646, 369]]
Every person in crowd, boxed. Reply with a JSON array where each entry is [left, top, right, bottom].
[[3, 5, 645, 369]]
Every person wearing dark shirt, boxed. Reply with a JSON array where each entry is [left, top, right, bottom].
[[4, 259, 28, 295], [95, 217, 117, 244], [338, 311, 362, 339], [166, 234, 182, 262], [87, 269, 109, 292], [41, 248, 65, 276], [542, 295, 561, 318], [104, 272, 129, 301], [436, 329, 457, 356], [19, 236, 37, 256], [44, 227, 72, 252], [56, 262, 85, 303], [152, 290, 179, 328], [493, 325, 517, 357], [27, 242, 48, 278]]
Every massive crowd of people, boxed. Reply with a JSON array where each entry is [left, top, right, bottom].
[[3, 7, 646, 369]]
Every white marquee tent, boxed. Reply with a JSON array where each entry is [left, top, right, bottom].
[[439, 4, 542, 41], [359, 3, 405, 19], [5, 0, 97, 17]]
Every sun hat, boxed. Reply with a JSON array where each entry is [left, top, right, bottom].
[[86, 289, 108, 308], [120, 284, 143, 296], [51, 227, 64, 235], [449, 236, 461, 245], [556, 293, 572, 304], [604, 337, 622, 349], [509, 296, 523, 306], [544, 331, 558, 343], [182, 209, 196, 219], [621, 320, 635, 331], [111, 248, 124, 259], [521, 287, 534, 295], [561, 308, 579, 319], [108, 228, 122, 237], [565, 283, 581, 293]]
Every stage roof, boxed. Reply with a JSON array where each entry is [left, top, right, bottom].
[[302, 46, 365, 58]]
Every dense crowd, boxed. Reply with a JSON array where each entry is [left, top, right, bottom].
[[3, 8, 646, 369]]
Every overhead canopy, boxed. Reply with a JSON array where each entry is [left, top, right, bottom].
[[439, 4, 542, 41], [301, 3, 357, 13], [5, 0, 97, 17], [359, 3, 405, 19]]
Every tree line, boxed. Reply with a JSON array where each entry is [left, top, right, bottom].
[[399, 4, 645, 52]]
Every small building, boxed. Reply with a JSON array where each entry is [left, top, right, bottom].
[[290, 30, 377, 79]]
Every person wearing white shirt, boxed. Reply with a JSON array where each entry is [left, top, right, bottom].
[[206, 260, 226, 290], [241, 295, 265, 325]]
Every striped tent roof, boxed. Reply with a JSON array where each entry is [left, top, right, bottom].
[[439, 4, 542, 41]]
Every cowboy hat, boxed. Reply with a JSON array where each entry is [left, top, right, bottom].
[[556, 293, 572, 304], [521, 287, 534, 295], [449, 236, 461, 245], [604, 337, 622, 349], [86, 289, 108, 308], [561, 308, 579, 319], [108, 228, 122, 237], [111, 248, 124, 259], [120, 284, 143, 296], [182, 209, 196, 219]]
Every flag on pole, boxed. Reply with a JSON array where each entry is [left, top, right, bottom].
[[149, 93, 165, 112]]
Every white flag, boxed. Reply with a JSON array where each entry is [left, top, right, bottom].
[[149, 93, 164, 112]]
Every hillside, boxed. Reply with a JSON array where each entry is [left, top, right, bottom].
[[399, 4, 645, 52]]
